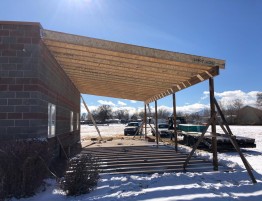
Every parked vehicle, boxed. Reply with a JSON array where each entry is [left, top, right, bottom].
[[152, 123, 172, 138], [124, 122, 141, 136], [168, 116, 187, 129]]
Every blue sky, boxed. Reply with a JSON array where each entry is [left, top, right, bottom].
[[1, 0, 261, 114]]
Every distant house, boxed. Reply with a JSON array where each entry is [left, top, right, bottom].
[[237, 106, 262, 125]]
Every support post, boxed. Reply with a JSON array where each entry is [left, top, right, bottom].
[[144, 103, 147, 139], [155, 100, 159, 146], [209, 78, 218, 171], [173, 93, 178, 152], [81, 95, 103, 141]]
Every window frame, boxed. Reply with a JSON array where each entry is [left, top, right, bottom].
[[70, 111, 74, 131], [76, 112, 79, 130], [48, 103, 56, 138]]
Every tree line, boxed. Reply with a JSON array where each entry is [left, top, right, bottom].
[[81, 92, 262, 125], [81, 105, 171, 123]]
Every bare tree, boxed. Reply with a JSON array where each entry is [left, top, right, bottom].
[[188, 112, 201, 124], [226, 99, 244, 124], [138, 111, 145, 119], [218, 101, 226, 114], [257, 92, 262, 109], [114, 109, 129, 120], [176, 111, 185, 117], [157, 108, 171, 120], [95, 105, 113, 123], [233, 99, 243, 111], [130, 113, 139, 121]]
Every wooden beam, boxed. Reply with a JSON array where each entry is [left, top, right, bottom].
[[42, 31, 224, 104], [50, 49, 208, 78], [46, 42, 219, 71], [61, 62, 186, 83], [81, 95, 103, 141], [155, 100, 159, 146], [209, 78, 218, 171], [144, 103, 147, 138], [43, 31, 225, 69], [66, 70, 177, 88], [145, 66, 219, 104], [214, 98, 257, 184], [183, 113, 216, 169], [173, 93, 178, 152]]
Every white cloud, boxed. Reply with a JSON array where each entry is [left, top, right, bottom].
[[97, 100, 116, 106], [118, 101, 127, 106], [158, 105, 173, 113], [177, 103, 209, 114], [81, 90, 261, 115], [81, 103, 98, 113], [215, 90, 259, 107], [201, 91, 209, 100], [143, 104, 208, 115]]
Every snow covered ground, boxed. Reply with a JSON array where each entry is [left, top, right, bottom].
[[14, 125, 262, 201]]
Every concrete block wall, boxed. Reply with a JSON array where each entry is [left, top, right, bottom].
[[0, 22, 42, 139], [0, 21, 80, 156], [39, 41, 80, 151]]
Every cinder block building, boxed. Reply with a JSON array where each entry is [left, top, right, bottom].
[[0, 21, 80, 156]]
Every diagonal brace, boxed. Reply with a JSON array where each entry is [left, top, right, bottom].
[[214, 98, 257, 183], [183, 113, 216, 169]]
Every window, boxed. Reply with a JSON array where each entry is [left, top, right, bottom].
[[48, 103, 56, 137], [76, 113, 79, 130], [70, 111, 74, 131]]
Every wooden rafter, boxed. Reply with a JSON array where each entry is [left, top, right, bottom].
[[42, 29, 225, 103]]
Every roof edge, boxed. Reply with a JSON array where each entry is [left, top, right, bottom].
[[0, 20, 43, 29], [43, 29, 226, 69]]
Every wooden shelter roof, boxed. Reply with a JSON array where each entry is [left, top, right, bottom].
[[42, 29, 225, 104]]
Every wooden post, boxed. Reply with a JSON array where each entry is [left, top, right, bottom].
[[144, 103, 147, 139], [209, 78, 218, 171], [155, 100, 159, 145], [173, 93, 178, 152], [81, 95, 103, 141]]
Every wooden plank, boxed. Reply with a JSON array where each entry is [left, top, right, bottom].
[[183, 114, 215, 169], [79, 90, 147, 102], [214, 98, 257, 183], [66, 71, 175, 89], [82, 149, 187, 156], [42, 30, 225, 103], [209, 77, 218, 171], [61, 62, 186, 84], [46, 43, 217, 71], [43, 32, 225, 69], [145, 67, 219, 103], [98, 157, 200, 165], [173, 93, 178, 151], [81, 95, 102, 141], [49, 48, 209, 76], [100, 161, 211, 170], [60, 62, 185, 87], [83, 152, 188, 160], [80, 145, 220, 175], [104, 166, 215, 175], [155, 101, 159, 145], [101, 162, 213, 173]]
